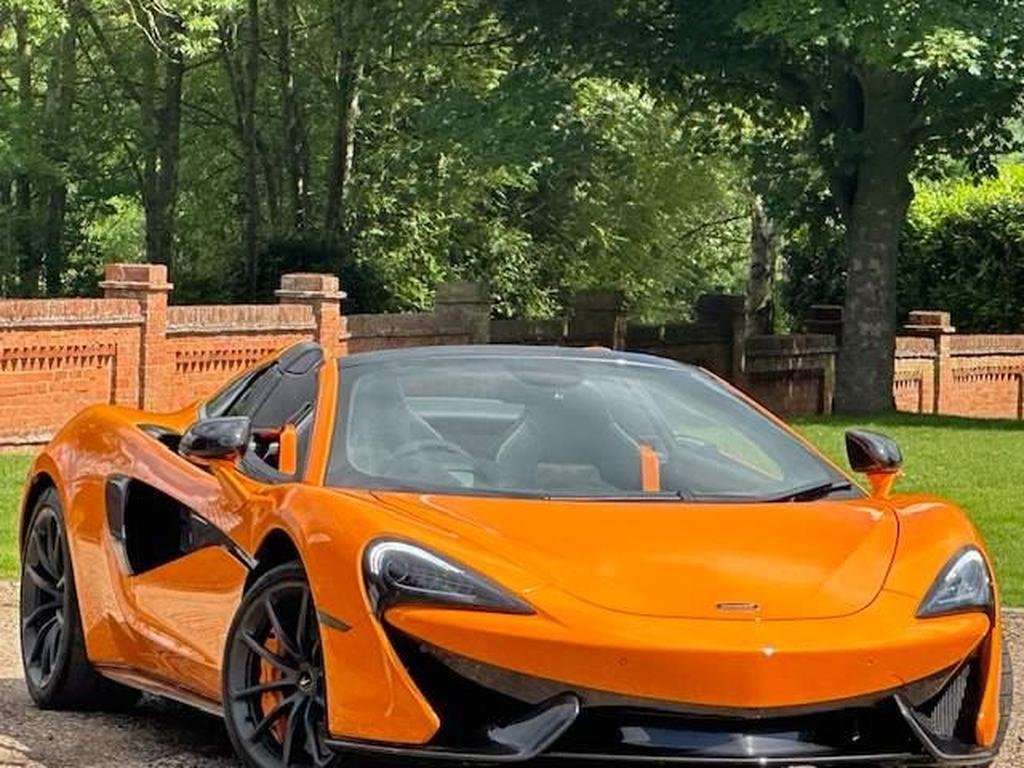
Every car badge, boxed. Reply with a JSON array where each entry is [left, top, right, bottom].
[[715, 601, 760, 612]]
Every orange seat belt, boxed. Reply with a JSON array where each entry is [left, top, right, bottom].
[[639, 443, 661, 492], [279, 424, 299, 475]]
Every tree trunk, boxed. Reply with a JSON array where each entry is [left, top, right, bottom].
[[241, 0, 261, 292], [42, 0, 79, 294], [275, 0, 310, 232], [834, 70, 916, 414], [141, 18, 185, 270], [324, 29, 361, 247], [745, 195, 776, 338], [14, 11, 38, 296], [156, 38, 184, 270]]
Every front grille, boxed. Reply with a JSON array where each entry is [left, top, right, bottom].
[[912, 657, 983, 744], [556, 701, 920, 759], [386, 628, 929, 760]]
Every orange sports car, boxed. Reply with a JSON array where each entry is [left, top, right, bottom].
[[19, 343, 1010, 767]]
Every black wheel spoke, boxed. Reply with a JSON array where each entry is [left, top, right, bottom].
[[303, 698, 331, 767], [43, 623, 60, 675], [249, 693, 298, 742], [32, 528, 56, 580], [25, 565, 61, 599], [47, 517, 61, 573], [30, 615, 59, 665], [241, 632, 298, 676], [265, 597, 301, 660], [295, 588, 310, 654], [281, 697, 307, 766], [21, 600, 61, 630], [231, 678, 295, 701]]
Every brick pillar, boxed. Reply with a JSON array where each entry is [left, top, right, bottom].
[[436, 281, 491, 345], [569, 290, 626, 349], [903, 310, 955, 414], [100, 263, 173, 411], [276, 273, 347, 357], [806, 304, 845, 345], [696, 294, 747, 384]]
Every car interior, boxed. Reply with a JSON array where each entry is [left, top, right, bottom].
[[204, 341, 324, 479], [335, 360, 817, 499]]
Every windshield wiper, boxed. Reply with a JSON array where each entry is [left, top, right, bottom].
[[768, 480, 854, 503]]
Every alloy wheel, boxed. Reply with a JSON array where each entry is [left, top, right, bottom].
[[226, 579, 333, 767], [21, 504, 68, 690]]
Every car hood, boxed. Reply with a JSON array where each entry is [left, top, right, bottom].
[[372, 493, 898, 621]]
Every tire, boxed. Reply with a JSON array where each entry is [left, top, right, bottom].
[[20, 486, 139, 710], [223, 562, 335, 768]]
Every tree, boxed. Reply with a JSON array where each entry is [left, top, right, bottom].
[[498, 0, 1024, 412], [0, 0, 753, 319]]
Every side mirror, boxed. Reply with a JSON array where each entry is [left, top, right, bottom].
[[180, 416, 252, 464], [845, 429, 902, 499]]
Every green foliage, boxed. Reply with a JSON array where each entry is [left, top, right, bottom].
[[902, 167, 1024, 332], [782, 165, 1024, 333], [0, 0, 751, 320], [779, 213, 846, 328], [0, 452, 31, 578]]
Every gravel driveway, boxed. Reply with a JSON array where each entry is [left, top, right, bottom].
[[0, 581, 1021, 767]]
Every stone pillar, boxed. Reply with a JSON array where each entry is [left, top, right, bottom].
[[696, 293, 747, 384], [569, 290, 626, 349], [806, 304, 845, 345], [276, 273, 347, 357], [435, 281, 491, 345], [903, 310, 955, 415], [100, 263, 173, 411]]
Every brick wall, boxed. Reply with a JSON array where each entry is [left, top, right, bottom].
[[164, 304, 316, 410], [0, 298, 143, 445], [0, 265, 495, 447], [2, 264, 927, 448], [894, 312, 1024, 420]]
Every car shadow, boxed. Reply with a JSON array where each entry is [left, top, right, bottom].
[[0, 677, 236, 767], [0, 678, 398, 768]]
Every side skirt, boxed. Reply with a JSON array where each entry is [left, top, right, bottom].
[[94, 664, 224, 718]]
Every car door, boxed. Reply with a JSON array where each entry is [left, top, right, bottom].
[[108, 343, 324, 703]]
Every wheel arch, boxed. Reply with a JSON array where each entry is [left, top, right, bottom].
[[20, 470, 58, 554], [247, 528, 304, 590]]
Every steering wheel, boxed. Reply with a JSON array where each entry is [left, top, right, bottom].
[[390, 439, 507, 490], [391, 438, 476, 464]]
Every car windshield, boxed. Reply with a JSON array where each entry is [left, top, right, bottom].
[[327, 354, 855, 502]]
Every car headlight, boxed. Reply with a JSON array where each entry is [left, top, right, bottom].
[[363, 539, 534, 616], [918, 547, 993, 618]]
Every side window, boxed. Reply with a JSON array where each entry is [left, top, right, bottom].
[[204, 364, 275, 418], [234, 343, 325, 481]]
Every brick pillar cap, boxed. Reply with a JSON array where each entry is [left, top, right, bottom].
[[100, 263, 173, 292], [572, 290, 626, 311], [436, 280, 489, 305], [276, 273, 345, 300], [904, 310, 955, 334]]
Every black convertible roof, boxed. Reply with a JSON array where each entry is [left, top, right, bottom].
[[338, 344, 693, 371]]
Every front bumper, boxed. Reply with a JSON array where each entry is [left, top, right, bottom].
[[316, 585, 1001, 760], [323, 629, 999, 766]]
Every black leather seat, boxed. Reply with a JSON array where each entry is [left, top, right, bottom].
[[495, 383, 641, 492]]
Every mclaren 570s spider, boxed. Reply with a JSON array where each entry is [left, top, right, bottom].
[[19, 343, 1011, 767]]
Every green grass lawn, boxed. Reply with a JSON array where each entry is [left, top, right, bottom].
[[0, 414, 1022, 604], [0, 452, 31, 579], [794, 413, 1024, 607]]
